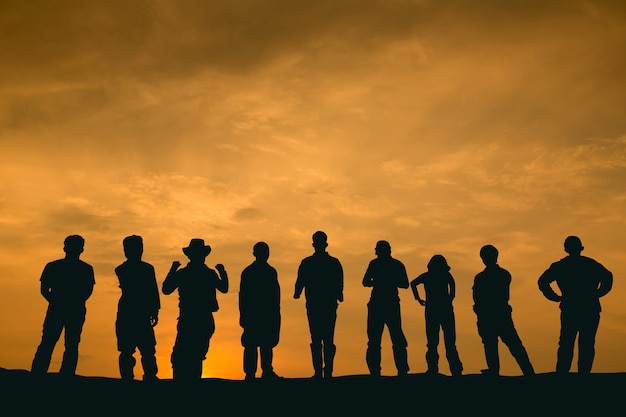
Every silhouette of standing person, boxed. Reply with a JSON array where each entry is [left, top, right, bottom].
[[239, 242, 281, 380], [294, 231, 344, 379], [162, 238, 229, 381], [410, 254, 463, 376], [538, 236, 613, 374], [473, 245, 534, 376], [362, 240, 410, 376], [31, 235, 95, 376], [114, 235, 160, 381]]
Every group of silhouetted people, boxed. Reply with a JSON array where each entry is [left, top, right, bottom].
[[30, 232, 613, 381]]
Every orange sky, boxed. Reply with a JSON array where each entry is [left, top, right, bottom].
[[1, 0, 626, 380]]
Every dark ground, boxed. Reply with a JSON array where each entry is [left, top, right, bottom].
[[1, 367, 625, 416]]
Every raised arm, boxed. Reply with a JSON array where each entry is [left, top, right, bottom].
[[162, 261, 181, 295], [215, 264, 229, 293]]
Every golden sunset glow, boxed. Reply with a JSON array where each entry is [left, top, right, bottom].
[[2, 1, 626, 380]]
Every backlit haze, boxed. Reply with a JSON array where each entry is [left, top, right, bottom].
[[1, 0, 626, 379]]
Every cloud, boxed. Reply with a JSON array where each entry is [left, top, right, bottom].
[[233, 207, 264, 221], [5, 0, 622, 85], [0, 0, 428, 84]]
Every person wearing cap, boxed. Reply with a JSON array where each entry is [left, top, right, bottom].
[[410, 254, 463, 376], [362, 240, 410, 377], [31, 234, 96, 376], [473, 245, 534, 376], [114, 235, 160, 381], [162, 238, 229, 381], [294, 231, 344, 379], [538, 236, 613, 374], [239, 241, 281, 380]]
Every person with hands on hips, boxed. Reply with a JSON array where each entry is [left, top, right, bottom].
[[538, 236, 612, 374], [410, 254, 463, 376]]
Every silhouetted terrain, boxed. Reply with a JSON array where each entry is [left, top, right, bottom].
[[2, 368, 625, 415]]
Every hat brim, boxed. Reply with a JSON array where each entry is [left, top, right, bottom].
[[183, 246, 211, 256]]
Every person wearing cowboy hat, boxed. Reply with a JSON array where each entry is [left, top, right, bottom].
[[162, 238, 229, 381]]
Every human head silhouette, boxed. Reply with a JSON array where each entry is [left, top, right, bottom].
[[253, 241, 270, 262], [479, 244, 499, 266], [63, 235, 84, 259], [312, 231, 328, 251], [123, 235, 143, 261], [564, 236, 584, 255], [375, 240, 391, 258], [182, 238, 212, 262], [427, 254, 450, 272]]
